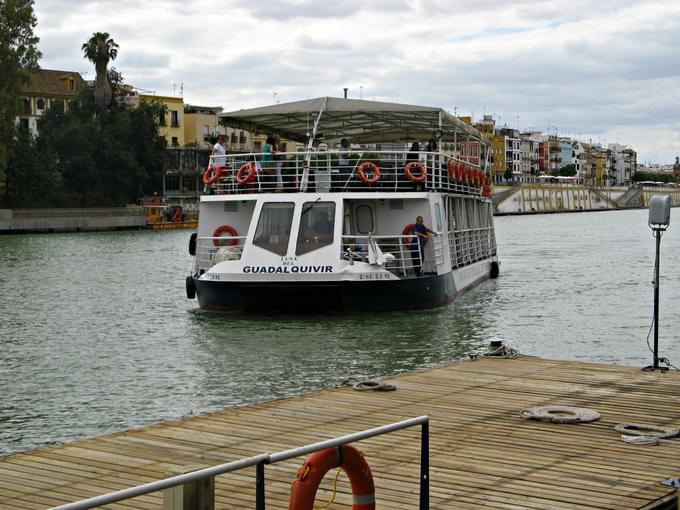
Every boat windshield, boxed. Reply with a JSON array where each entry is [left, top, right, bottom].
[[296, 202, 336, 255], [253, 202, 295, 256]]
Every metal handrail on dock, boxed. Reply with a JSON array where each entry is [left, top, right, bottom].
[[49, 415, 430, 510]]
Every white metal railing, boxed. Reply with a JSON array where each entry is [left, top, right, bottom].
[[203, 150, 487, 195], [448, 226, 496, 268], [194, 236, 247, 273], [342, 234, 425, 277], [48, 416, 430, 510]]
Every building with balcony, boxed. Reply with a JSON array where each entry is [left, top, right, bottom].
[[16, 69, 86, 136]]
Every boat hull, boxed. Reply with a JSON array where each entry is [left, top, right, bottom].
[[194, 264, 491, 313]]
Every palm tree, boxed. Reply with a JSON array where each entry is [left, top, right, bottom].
[[81, 32, 119, 112]]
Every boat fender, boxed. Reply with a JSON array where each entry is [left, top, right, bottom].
[[213, 225, 238, 247], [614, 423, 680, 439], [236, 162, 257, 185], [490, 261, 499, 278], [404, 162, 427, 183], [288, 445, 375, 510], [357, 161, 381, 184], [401, 223, 429, 246], [188, 232, 197, 256], [185, 276, 196, 299], [202, 165, 221, 185]]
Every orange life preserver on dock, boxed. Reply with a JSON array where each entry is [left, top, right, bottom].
[[288, 445, 375, 510], [357, 161, 381, 184], [212, 225, 238, 247], [236, 162, 257, 185], [203, 166, 221, 185], [404, 161, 427, 182]]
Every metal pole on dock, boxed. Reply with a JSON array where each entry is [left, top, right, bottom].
[[653, 229, 661, 370]]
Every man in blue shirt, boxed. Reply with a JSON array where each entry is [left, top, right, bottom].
[[410, 215, 436, 276]]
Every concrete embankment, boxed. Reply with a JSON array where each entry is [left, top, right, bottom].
[[0, 207, 147, 233]]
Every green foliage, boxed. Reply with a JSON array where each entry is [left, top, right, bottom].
[[633, 171, 676, 183], [3, 87, 167, 207], [0, 0, 41, 193], [4, 126, 55, 207], [554, 164, 577, 177]]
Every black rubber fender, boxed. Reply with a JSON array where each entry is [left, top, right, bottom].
[[186, 276, 196, 299], [490, 261, 500, 279], [188, 232, 197, 256]]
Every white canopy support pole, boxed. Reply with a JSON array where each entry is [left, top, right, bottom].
[[300, 98, 327, 192]]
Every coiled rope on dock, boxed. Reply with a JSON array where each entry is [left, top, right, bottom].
[[342, 377, 396, 391], [469, 341, 522, 360], [520, 406, 601, 424]]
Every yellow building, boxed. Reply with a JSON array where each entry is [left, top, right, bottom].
[[143, 94, 185, 147], [17, 69, 86, 135], [184, 105, 224, 149]]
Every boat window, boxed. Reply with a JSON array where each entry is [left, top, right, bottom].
[[434, 203, 442, 231], [253, 202, 295, 256], [355, 205, 374, 234], [296, 202, 336, 255]]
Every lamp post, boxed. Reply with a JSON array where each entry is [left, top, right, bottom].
[[644, 195, 671, 371]]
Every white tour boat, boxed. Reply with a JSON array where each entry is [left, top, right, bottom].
[[186, 97, 499, 312]]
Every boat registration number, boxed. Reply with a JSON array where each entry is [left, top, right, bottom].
[[358, 273, 392, 280]]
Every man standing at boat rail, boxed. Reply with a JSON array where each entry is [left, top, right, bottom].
[[212, 135, 227, 170], [410, 216, 436, 276]]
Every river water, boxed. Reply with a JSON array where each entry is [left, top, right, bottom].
[[2, 208, 679, 455]]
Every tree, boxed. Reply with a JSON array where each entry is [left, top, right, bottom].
[[81, 32, 118, 112], [0, 0, 41, 197]]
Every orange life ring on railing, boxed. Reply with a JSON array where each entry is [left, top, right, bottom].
[[404, 161, 427, 183], [447, 159, 456, 180], [455, 162, 463, 182], [236, 162, 257, 185], [472, 169, 480, 186], [203, 166, 221, 185], [401, 223, 429, 246], [483, 174, 492, 197], [288, 445, 375, 510], [357, 161, 381, 184], [212, 225, 238, 247]]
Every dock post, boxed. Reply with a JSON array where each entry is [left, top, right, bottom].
[[256, 461, 266, 510], [163, 465, 215, 510], [420, 420, 429, 510]]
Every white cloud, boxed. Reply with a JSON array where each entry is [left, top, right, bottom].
[[33, 0, 680, 163]]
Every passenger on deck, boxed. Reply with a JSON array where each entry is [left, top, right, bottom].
[[211, 135, 227, 170], [261, 135, 276, 190], [335, 138, 351, 191], [273, 134, 284, 192], [406, 142, 420, 163], [409, 215, 436, 276]]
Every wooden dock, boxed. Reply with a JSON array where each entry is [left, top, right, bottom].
[[2, 356, 680, 509]]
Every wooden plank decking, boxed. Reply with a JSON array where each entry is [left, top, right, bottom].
[[2, 356, 680, 509]]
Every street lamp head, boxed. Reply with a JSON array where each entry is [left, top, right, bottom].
[[649, 195, 671, 230]]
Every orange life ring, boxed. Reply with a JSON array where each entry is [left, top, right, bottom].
[[213, 225, 238, 247], [472, 169, 480, 186], [236, 162, 257, 185], [447, 159, 456, 180], [357, 161, 380, 184], [455, 162, 463, 182], [404, 161, 426, 182], [288, 445, 375, 510], [203, 166, 221, 185], [402, 223, 429, 246]]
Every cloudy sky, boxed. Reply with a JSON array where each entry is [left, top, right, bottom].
[[34, 0, 680, 164]]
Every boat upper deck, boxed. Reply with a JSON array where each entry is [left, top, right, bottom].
[[203, 149, 492, 196]]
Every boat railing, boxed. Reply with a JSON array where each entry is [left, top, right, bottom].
[[448, 226, 497, 268], [204, 150, 489, 196], [48, 416, 430, 510], [342, 234, 428, 277], [194, 236, 247, 271]]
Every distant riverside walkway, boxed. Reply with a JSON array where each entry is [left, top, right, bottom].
[[0, 208, 147, 233]]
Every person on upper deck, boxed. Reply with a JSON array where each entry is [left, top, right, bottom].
[[335, 138, 351, 190], [406, 142, 420, 164], [211, 135, 227, 169], [409, 215, 437, 276], [261, 135, 276, 190]]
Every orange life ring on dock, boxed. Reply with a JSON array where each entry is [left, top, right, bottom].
[[402, 223, 429, 246], [357, 161, 381, 184], [213, 225, 238, 247], [236, 162, 257, 185], [203, 166, 222, 185], [404, 161, 427, 182], [288, 445, 375, 510]]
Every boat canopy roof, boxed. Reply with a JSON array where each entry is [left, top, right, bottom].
[[218, 96, 487, 145]]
